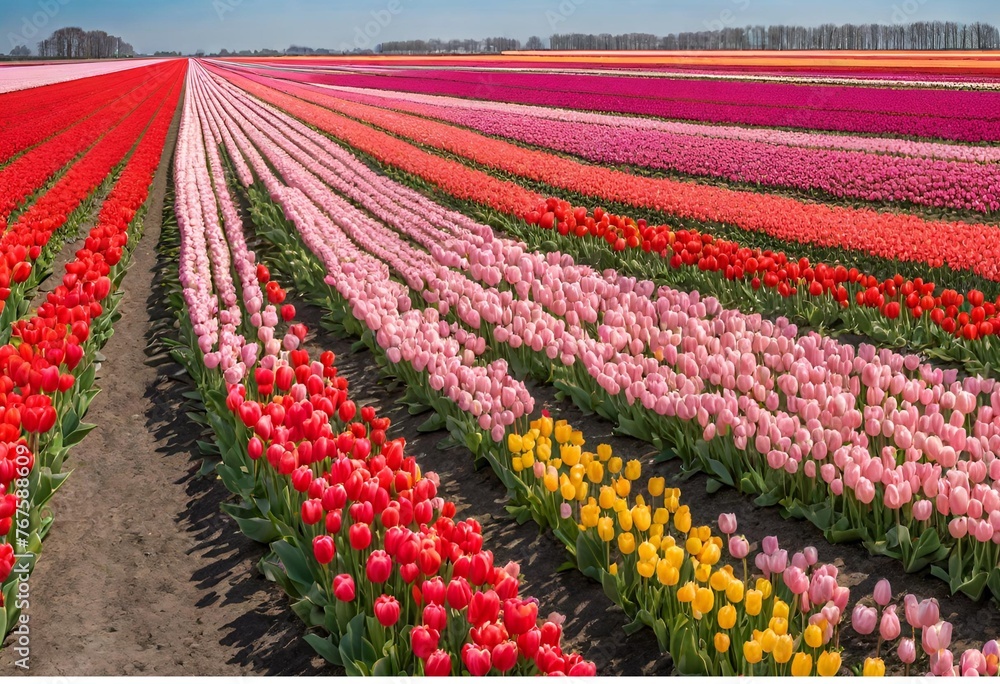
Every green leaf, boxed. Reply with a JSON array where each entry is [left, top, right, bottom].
[[304, 633, 343, 665]]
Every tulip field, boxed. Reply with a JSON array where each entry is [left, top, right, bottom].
[[5, 53, 1000, 676]]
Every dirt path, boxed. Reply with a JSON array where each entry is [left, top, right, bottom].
[[0, 99, 323, 677]]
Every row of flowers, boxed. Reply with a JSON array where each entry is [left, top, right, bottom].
[[0, 62, 184, 640], [0, 63, 179, 230], [0, 60, 187, 337], [166, 63, 595, 676], [0, 62, 164, 165], [201, 61, 1000, 675], [327, 85, 1000, 214], [214, 65, 1000, 284], [253, 62, 1000, 142], [322, 84, 1000, 163], [0, 59, 164, 96]]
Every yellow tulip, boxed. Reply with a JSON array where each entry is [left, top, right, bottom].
[[599, 486, 616, 509], [638, 541, 658, 562], [637, 560, 656, 579], [699, 542, 721, 566], [581, 451, 594, 466], [792, 652, 813, 677], [581, 503, 601, 528], [624, 459, 642, 481], [696, 525, 712, 542], [664, 545, 685, 569], [537, 442, 552, 462], [575, 481, 588, 501], [586, 461, 604, 483], [714, 633, 731, 653], [569, 464, 586, 486], [674, 506, 692, 534], [521, 435, 535, 452], [611, 497, 628, 513], [618, 532, 636, 555], [613, 477, 631, 498], [660, 534, 676, 551], [521, 450, 535, 468], [657, 560, 679, 586], [710, 535, 723, 549], [512, 456, 524, 472], [608, 456, 623, 474], [759, 629, 777, 654], [543, 470, 559, 492], [685, 536, 703, 555], [653, 507, 669, 525], [648, 524, 663, 540], [694, 563, 711, 583], [538, 415, 553, 438], [817, 651, 842, 677], [617, 508, 634, 532], [769, 617, 788, 637], [632, 505, 651, 532], [596, 444, 613, 461], [561, 444, 582, 467], [756, 578, 773, 599], [772, 599, 789, 620], [773, 634, 793, 664], [508, 433, 524, 453], [710, 570, 730, 592], [598, 517, 615, 542], [745, 590, 763, 616], [717, 604, 737, 630], [608, 563, 618, 576], [666, 493, 680, 513], [676, 581, 697, 603], [743, 640, 763, 665], [804, 624, 824, 649], [693, 587, 714, 614], [647, 476, 665, 497], [863, 657, 885, 677], [554, 423, 572, 444], [726, 579, 745, 604], [560, 481, 576, 501]]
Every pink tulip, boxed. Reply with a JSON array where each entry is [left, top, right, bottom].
[[880, 605, 901, 641], [852, 604, 878, 635], [873, 578, 892, 607], [718, 513, 737, 535]]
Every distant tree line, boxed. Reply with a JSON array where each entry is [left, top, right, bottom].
[[373, 21, 1000, 54], [377, 36, 526, 54], [35, 27, 135, 58], [550, 21, 1000, 51]]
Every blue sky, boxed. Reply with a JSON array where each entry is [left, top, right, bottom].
[[2, 0, 996, 54]]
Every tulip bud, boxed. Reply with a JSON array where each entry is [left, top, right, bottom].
[[333, 573, 355, 602], [374, 595, 400, 627]]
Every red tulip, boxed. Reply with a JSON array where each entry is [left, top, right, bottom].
[[423, 602, 447, 631], [423, 649, 452, 676], [349, 523, 372, 550], [301, 499, 323, 526], [503, 598, 539, 636], [446, 577, 472, 610], [313, 535, 335, 565], [492, 641, 519, 673], [333, 574, 355, 602], [366, 549, 393, 583], [462, 643, 492, 676], [410, 625, 441, 659], [372, 594, 400, 627], [468, 590, 500, 627]]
